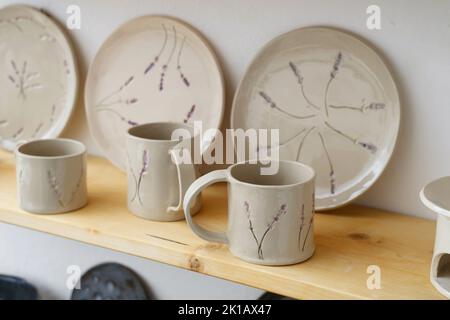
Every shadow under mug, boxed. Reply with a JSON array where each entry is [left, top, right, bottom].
[[126, 122, 201, 221], [15, 139, 87, 214], [183, 160, 316, 266]]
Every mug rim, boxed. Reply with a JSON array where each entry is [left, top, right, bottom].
[[127, 121, 197, 144], [227, 159, 315, 189], [15, 138, 86, 160]]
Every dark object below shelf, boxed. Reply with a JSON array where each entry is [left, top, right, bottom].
[[0, 275, 39, 300], [259, 292, 295, 300], [71, 262, 152, 300]]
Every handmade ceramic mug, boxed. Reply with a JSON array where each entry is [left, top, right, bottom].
[[183, 160, 315, 265], [126, 122, 201, 221], [15, 139, 87, 214], [420, 177, 450, 298]]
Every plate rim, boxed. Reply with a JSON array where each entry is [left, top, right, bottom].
[[0, 4, 80, 152], [230, 25, 401, 211], [84, 14, 226, 171]]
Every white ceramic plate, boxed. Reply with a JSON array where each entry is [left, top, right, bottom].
[[0, 5, 78, 151], [85, 15, 225, 171], [231, 27, 400, 210]]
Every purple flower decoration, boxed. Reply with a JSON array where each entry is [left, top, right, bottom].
[[183, 105, 196, 123], [330, 52, 342, 79], [357, 141, 377, 154]]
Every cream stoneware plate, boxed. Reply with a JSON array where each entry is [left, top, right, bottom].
[[85, 15, 225, 171], [231, 27, 400, 211], [0, 5, 78, 151]]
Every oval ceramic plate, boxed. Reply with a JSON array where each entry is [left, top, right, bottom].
[[231, 27, 400, 210], [0, 5, 78, 151], [85, 15, 225, 171]]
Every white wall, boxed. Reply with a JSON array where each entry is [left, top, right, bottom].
[[1, 0, 450, 299], [0, 223, 262, 299]]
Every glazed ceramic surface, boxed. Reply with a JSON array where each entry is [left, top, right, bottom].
[[420, 177, 450, 299], [85, 15, 225, 171], [0, 5, 78, 151], [184, 160, 315, 266], [231, 27, 400, 210], [15, 139, 87, 214], [71, 263, 151, 300], [126, 122, 201, 221]]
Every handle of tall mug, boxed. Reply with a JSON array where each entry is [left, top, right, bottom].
[[183, 170, 229, 244], [167, 147, 198, 213]]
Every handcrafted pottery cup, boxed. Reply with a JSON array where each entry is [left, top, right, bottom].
[[126, 122, 201, 221], [15, 139, 87, 214], [420, 177, 450, 298], [183, 160, 315, 266]]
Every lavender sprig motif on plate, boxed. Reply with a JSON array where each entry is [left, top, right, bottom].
[[1, 14, 73, 145], [8, 59, 42, 99], [176, 36, 190, 87], [258, 52, 383, 195], [93, 24, 194, 129], [159, 26, 178, 91], [94, 75, 139, 126], [144, 23, 168, 75], [183, 105, 196, 123], [243, 201, 287, 260]]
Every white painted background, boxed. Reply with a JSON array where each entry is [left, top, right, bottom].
[[1, 0, 449, 299]]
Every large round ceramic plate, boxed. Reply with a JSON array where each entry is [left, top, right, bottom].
[[0, 5, 78, 151], [85, 15, 225, 171], [231, 27, 400, 210]]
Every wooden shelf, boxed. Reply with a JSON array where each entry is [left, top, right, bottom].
[[0, 150, 442, 299]]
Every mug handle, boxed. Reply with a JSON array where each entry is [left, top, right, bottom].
[[183, 170, 229, 244], [167, 148, 197, 213]]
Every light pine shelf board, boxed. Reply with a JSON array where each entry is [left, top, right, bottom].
[[0, 150, 442, 299]]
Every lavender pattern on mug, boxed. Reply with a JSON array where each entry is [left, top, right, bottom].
[[128, 150, 150, 206], [297, 204, 305, 250], [243, 201, 287, 260], [46, 167, 84, 208], [67, 165, 84, 205], [298, 198, 314, 252], [258, 51, 383, 195], [47, 170, 65, 207], [18, 168, 25, 204]]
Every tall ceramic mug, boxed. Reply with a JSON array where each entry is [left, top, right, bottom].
[[126, 122, 201, 221], [15, 139, 87, 214], [184, 160, 315, 266]]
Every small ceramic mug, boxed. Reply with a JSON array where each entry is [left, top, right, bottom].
[[15, 139, 87, 214], [184, 160, 315, 265], [126, 122, 201, 221]]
